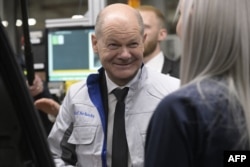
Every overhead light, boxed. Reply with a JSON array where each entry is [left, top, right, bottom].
[[28, 18, 37, 26], [72, 15, 84, 19], [16, 19, 22, 27], [16, 18, 37, 27], [1, 21, 8, 27]]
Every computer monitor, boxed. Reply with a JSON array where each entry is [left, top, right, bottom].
[[46, 26, 100, 82]]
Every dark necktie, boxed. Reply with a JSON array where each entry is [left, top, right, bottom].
[[112, 87, 129, 167]]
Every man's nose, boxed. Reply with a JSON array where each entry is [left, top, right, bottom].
[[119, 47, 131, 58]]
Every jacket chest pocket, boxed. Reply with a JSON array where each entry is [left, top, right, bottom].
[[68, 126, 99, 154], [67, 125, 104, 166]]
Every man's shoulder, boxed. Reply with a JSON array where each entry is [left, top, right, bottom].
[[146, 67, 180, 85], [162, 56, 180, 78], [67, 80, 87, 97], [143, 67, 180, 95]]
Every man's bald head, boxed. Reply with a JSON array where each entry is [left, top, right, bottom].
[[95, 3, 144, 38]]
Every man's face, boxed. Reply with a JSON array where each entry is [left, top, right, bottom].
[[92, 19, 145, 86], [140, 11, 162, 57]]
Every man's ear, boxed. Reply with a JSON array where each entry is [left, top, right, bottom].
[[143, 33, 147, 43], [158, 28, 167, 41], [91, 34, 98, 53]]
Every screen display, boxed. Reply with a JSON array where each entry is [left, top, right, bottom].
[[46, 26, 101, 82]]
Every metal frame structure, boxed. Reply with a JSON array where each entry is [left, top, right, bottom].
[[45, 0, 107, 28]]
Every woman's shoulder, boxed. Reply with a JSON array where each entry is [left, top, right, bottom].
[[156, 78, 230, 120], [166, 78, 228, 103]]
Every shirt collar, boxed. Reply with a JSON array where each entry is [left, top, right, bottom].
[[106, 68, 142, 94], [145, 51, 164, 73]]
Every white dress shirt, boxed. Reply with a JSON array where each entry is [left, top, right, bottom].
[[105, 69, 141, 167], [144, 51, 164, 73]]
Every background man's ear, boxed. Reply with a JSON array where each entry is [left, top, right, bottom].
[[158, 28, 167, 41]]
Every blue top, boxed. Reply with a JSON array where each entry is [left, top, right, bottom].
[[145, 78, 249, 167]]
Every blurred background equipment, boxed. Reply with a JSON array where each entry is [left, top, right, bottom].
[[0, 0, 180, 103]]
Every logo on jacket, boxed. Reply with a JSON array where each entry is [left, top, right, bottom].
[[74, 111, 95, 118]]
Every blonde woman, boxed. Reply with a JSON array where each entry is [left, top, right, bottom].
[[145, 0, 250, 166]]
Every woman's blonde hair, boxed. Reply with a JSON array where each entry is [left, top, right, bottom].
[[179, 0, 250, 148]]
